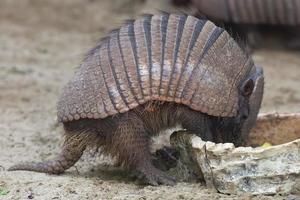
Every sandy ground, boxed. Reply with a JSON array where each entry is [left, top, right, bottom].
[[0, 0, 299, 199]]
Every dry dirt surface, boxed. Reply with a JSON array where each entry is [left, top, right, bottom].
[[0, 0, 300, 199]]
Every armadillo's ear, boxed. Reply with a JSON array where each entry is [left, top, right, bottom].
[[241, 79, 254, 97]]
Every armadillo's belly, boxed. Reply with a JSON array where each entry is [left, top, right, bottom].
[[57, 14, 255, 123]]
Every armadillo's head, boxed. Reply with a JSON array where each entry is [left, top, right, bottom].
[[240, 66, 264, 145], [214, 66, 264, 146]]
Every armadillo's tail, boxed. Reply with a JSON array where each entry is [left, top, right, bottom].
[[8, 133, 87, 174]]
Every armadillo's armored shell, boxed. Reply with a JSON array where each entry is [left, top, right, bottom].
[[57, 14, 255, 123], [192, 0, 300, 25]]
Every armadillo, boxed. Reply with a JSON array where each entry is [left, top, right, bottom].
[[9, 13, 264, 186], [191, 0, 300, 26]]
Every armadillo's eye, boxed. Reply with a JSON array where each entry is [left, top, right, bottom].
[[241, 79, 254, 97]]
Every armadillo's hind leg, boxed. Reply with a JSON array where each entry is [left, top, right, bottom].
[[8, 132, 87, 174], [110, 113, 176, 186]]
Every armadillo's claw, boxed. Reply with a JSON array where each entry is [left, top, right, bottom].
[[136, 163, 177, 186]]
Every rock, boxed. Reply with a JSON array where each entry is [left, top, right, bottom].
[[170, 131, 300, 195]]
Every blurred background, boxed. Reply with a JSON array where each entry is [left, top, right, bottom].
[[0, 0, 299, 199]]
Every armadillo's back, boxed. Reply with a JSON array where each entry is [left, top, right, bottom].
[[57, 13, 254, 123]]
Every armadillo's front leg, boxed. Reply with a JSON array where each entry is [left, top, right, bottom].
[[181, 109, 215, 142], [111, 114, 176, 186], [8, 132, 86, 174]]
